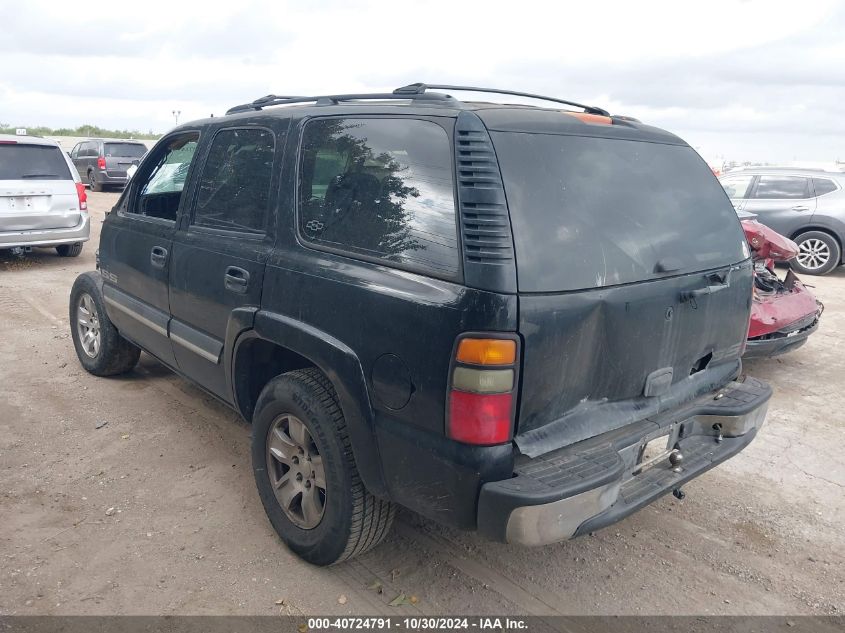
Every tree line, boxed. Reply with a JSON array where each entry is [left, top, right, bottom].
[[0, 123, 161, 140]]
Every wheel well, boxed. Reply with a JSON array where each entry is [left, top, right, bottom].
[[233, 337, 316, 421], [790, 227, 844, 263]]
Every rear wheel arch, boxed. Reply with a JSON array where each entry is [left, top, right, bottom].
[[231, 319, 388, 497], [791, 226, 843, 262], [232, 334, 316, 422]]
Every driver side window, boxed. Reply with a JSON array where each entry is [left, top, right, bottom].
[[128, 132, 199, 222]]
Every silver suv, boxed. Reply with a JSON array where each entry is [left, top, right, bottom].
[[0, 134, 90, 257], [720, 168, 845, 275]]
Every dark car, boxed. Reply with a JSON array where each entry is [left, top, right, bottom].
[[70, 138, 148, 191], [68, 84, 771, 566], [720, 168, 845, 275]]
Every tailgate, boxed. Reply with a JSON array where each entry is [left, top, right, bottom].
[[515, 262, 753, 456], [0, 180, 80, 230], [489, 130, 754, 457]]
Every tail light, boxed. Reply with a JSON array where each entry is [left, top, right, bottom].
[[75, 182, 88, 211], [97, 156, 106, 170], [447, 336, 518, 445]]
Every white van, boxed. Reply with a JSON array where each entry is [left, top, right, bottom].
[[0, 134, 90, 257]]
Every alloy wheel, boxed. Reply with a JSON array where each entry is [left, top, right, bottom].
[[76, 293, 101, 358], [265, 414, 327, 529], [796, 238, 830, 271]]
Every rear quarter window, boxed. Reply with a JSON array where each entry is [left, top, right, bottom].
[[813, 178, 838, 197], [0, 144, 72, 181], [492, 133, 747, 292], [297, 117, 460, 279]]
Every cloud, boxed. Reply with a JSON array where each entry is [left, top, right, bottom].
[[1, 0, 843, 160]]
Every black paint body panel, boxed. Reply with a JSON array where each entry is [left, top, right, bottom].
[[93, 100, 764, 533]]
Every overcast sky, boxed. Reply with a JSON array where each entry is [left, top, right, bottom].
[[2, 0, 843, 163]]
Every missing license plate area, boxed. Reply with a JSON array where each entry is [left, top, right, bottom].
[[635, 433, 673, 474]]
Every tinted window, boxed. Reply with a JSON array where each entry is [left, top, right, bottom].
[[813, 178, 838, 197], [298, 118, 459, 278], [720, 174, 753, 199], [0, 144, 72, 180], [193, 128, 275, 233], [104, 142, 147, 158], [752, 175, 810, 199], [83, 142, 97, 157], [493, 133, 747, 292], [128, 133, 199, 222]]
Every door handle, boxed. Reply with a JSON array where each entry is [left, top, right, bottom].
[[224, 266, 250, 293], [150, 246, 168, 268], [681, 270, 731, 302], [791, 205, 810, 211]]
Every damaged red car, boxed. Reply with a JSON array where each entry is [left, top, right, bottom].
[[741, 212, 823, 358]]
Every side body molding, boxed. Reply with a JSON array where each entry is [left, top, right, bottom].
[[239, 310, 388, 497]]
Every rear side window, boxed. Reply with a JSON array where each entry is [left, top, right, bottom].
[[104, 142, 147, 158], [813, 178, 838, 197], [493, 133, 747, 292], [0, 144, 72, 180], [298, 118, 459, 278], [752, 175, 810, 199], [193, 128, 275, 233]]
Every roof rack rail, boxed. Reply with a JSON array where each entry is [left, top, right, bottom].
[[393, 83, 610, 116], [226, 90, 455, 115]]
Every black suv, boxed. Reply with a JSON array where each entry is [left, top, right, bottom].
[[70, 84, 772, 566]]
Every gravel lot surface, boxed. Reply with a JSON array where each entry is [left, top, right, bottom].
[[1, 192, 843, 616]]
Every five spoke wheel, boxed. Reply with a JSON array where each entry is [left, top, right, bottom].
[[266, 414, 327, 529], [76, 293, 101, 358]]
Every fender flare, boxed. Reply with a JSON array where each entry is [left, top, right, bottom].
[[231, 310, 388, 498]]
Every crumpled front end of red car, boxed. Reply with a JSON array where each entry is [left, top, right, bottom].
[[742, 219, 824, 358]]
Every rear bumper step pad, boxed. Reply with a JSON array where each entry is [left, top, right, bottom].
[[477, 377, 771, 545]]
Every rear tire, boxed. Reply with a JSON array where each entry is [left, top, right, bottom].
[[790, 231, 840, 276], [69, 272, 141, 376], [89, 171, 102, 192], [56, 243, 83, 257], [251, 368, 395, 565]]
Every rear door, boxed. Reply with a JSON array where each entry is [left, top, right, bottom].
[[103, 141, 147, 180], [168, 124, 282, 400], [742, 174, 816, 237], [491, 132, 753, 452], [99, 132, 201, 367], [0, 141, 80, 232]]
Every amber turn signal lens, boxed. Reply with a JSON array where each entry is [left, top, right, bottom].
[[456, 338, 516, 366]]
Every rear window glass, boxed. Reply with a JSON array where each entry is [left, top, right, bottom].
[[298, 118, 459, 279], [104, 143, 147, 158], [492, 133, 747, 292], [0, 144, 72, 181]]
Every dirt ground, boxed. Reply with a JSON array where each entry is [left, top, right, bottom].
[[1, 191, 843, 617]]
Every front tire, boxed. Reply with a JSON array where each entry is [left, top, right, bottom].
[[252, 368, 395, 566], [57, 243, 83, 257], [790, 231, 840, 275], [69, 272, 141, 376]]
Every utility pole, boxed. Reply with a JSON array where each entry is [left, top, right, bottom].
[[172, 110, 181, 126]]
